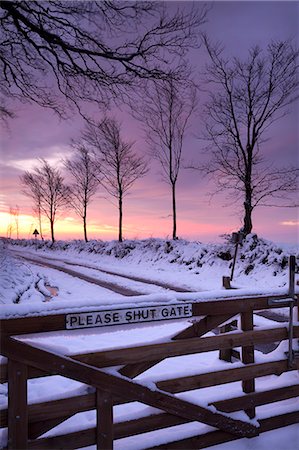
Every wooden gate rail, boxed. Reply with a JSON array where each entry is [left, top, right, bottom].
[[12, 410, 298, 450], [1, 324, 297, 382], [156, 358, 299, 392], [0, 293, 291, 338], [1, 358, 298, 430], [4, 337, 259, 439], [148, 411, 299, 450], [71, 326, 299, 367]]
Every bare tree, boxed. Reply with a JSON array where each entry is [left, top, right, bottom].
[[9, 205, 20, 239], [64, 144, 99, 242], [0, 1, 207, 117], [20, 159, 70, 243], [84, 117, 148, 242], [135, 79, 197, 239], [198, 37, 299, 235], [6, 223, 12, 239], [33, 197, 44, 241]]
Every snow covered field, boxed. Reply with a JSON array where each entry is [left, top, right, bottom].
[[0, 235, 298, 449]]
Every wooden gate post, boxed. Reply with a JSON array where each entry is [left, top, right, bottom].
[[8, 359, 28, 449], [241, 311, 255, 419], [97, 390, 113, 450]]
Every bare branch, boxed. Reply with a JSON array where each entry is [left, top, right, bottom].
[[20, 159, 70, 242], [133, 78, 197, 239], [83, 116, 148, 241], [195, 37, 299, 235], [63, 144, 99, 242], [0, 1, 207, 118]]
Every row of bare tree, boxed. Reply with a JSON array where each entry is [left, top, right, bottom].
[[21, 117, 145, 243], [2, 1, 298, 242]]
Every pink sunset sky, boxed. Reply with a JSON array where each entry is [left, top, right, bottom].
[[1, 1, 298, 244]]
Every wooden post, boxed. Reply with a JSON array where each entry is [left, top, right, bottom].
[[8, 360, 28, 449], [289, 255, 298, 356], [219, 320, 238, 362], [96, 390, 113, 450], [222, 276, 232, 289], [240, 311, 255, 419], [219, 323, 234, 362]]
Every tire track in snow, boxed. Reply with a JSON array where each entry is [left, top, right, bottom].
[[11, 251, 195, 294], [57, 259, 194, 293], [13, 254, 143, 297]]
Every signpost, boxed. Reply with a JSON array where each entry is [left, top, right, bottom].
[[33, 229, 39, 239], [66, 303, 193, 330], [230, 231, 244, 281]]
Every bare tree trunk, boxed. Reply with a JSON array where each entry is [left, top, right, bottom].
[[83, 213, 88, 242], [243, 150, 253, 235], [38, 209, 44, 240], [243, 179, 253, 235], [119, 194, 123, 242], [83, 207, 88, 242], [50, 219, 55, 243], [243, 201, 253, 235], [172, 182, 177, 240]]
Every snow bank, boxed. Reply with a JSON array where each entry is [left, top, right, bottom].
[[5, 233, 298, 277], [1, 234, 297, 319]]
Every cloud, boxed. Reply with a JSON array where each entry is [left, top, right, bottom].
[[5, 145, 72, 171], [280, 221, 299, 226]]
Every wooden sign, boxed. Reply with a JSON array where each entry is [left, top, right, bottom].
[[66, 303, 192, 329]]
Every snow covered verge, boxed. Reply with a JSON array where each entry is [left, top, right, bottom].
[[6, 233, 298, 277], [1, 234, 298, 319]]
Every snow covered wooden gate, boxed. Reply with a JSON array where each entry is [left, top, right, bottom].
[[1, 293, 298, 449]]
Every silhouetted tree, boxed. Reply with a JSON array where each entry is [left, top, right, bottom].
[[84, 117, 148, 242], [198, 37, 299, 235], [33, 196, 44, 241], [0, 1, 207, 118], [9, 205, 20, 239], [135, 78, 196, 239], [21, 159, 70, 242], [64, 144, 99, 242]]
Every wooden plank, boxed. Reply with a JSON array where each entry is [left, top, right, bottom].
[[1, 363, 45, 384], [147, 411, 299, 449], [211, 384, 299, 412], [3, 337, 259, 438], [240, 311, 255, 418], [156, 358, 299, 393], [8, 360, 28, 450], [28, 414, 190, 449], [172, 314, 236, 340], [120, 314, 236, 378], [0, 293, 289, 338], [0, 314, 66, 337], [97, 390, 113, 450], [191, 294, 289, 316], [219, 321, 237, 362], [259, 410, 299, 432], [27, 410, 299, 450], [1, 393, 96, 428], [119, 360, 163, 378], [114, 412, 189, 439], [0, 315, 236, 381], [28, 428, 97, 450], [29, 416, 70, 440], [71, 326, 299, 368], [3, 382, 297, 434], [1, 391, 130, 429]]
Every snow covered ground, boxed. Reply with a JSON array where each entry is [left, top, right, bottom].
[[0, 235, 298, 449]]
